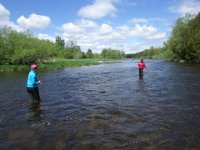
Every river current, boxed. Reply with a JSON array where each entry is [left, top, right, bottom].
[[1, 59, 200, 150]]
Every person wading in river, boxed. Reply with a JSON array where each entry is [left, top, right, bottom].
[[138, 59, 146, 78], [27, 64, 41, 102]]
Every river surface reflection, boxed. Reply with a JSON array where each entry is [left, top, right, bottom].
[[1, 59, 200, 149]]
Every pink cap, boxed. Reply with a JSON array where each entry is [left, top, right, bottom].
[[31, 64, 37, 69]]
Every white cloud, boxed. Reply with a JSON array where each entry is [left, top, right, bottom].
[[0, 3, 12, 28], [62, 22, 85, 34], [146, 32, 166, 40], [77, 0, 118, 19], [128, 17, 167, 24], [58, 20, 166, 54], [17, 13, 51, 30], [37, 33, 55, 42], [0, 4, 51, 31], [0, 3, 24, 31], [78, 19, 98, 28], [129, 24, 157, 37], [124, 42, 156, 54], [128, 18, 149, 24], [115, 25, 130, 35], [115, 24, 165, 39], [0, 3, 10, 21], [169, 0, 200, 15], [0, 2, 167, 54], [98, 24, 113, 35]]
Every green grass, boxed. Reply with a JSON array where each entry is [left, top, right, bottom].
[[0, 64, 29, 72], [0, 58, 108, 72], [41, 58, 101, 69]]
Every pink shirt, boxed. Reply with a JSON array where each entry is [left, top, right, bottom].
[[138, 61, 146, 69]]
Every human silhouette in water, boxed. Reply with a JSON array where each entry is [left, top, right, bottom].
[[138, 59, 146, 78], [27, 64, 42, 103]]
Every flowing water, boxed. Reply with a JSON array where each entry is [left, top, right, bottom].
[[1, 59, 200, 150]]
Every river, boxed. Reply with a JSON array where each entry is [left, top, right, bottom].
[[0, 59, 200, 150]]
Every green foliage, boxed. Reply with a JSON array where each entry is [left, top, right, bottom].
[[101, 48, 125, 59], [0, 31, 6, 64], [0, 27, 15, 64], [0, 27, 58, 65], [86, 49, 94, 58], [134, 12, 200, 63], [164, 13, 200, 63], [168, 14, 193, 61], [55, 36, 65, 50], [0, 59, 102, 72], [186, 12, 200, 63], [63, 46, 83, 59], [0, 27, 125, 68], [73, 51, 86, 59], [132, 46, 163, 59], [132, 44, 174, 61]]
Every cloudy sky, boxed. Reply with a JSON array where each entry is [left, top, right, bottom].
[[0, 0, 200, 54]]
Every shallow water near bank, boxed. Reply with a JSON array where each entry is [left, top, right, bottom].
[[1, 59, 200, 149]]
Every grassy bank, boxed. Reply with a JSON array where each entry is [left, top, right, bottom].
[[132, 49, 174, 61], [0, 58, 110, 72]]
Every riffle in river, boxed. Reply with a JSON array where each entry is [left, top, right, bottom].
[[1, 59, 200, 150]]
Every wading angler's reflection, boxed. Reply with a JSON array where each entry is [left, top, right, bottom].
[[28, 102, 42, 121]]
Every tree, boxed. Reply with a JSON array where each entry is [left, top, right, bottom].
[[61, 39, 82, 59], [187, 12, 200, 63], [55, 36, 65, 50], [169, 14, 193, 61], [101, 48, 125, 59], [66, 39, 77, 48], [86, 49, 94, 58]]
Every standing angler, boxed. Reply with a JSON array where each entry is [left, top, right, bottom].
[[138, 59, 146, 78], [27, 64, 41, 103]]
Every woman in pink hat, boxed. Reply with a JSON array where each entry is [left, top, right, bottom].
[[26, 64, 41, 102]]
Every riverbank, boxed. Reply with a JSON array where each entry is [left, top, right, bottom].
[[0, 58, 116, 72]]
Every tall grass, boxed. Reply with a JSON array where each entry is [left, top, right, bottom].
[[0, 58, 102, 72]]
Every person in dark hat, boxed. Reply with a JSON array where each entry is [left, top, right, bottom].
[[138, 59, 146, 78]]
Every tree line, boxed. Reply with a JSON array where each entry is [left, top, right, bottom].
[[0, 27, 125, 65], [133, 12, 200, 63]]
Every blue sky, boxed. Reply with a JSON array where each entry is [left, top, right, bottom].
[[0, 0, 200, 54]]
